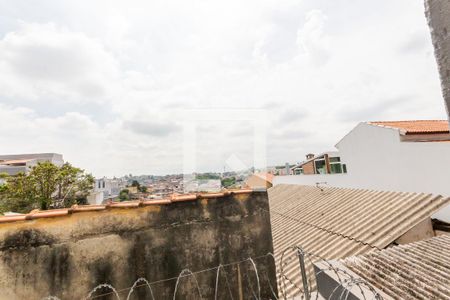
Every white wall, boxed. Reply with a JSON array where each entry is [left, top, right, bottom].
[[275, 123, 450, 221], [87, 191, 104, 205]]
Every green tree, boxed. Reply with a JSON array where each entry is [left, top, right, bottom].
[[221, 177, 236, 188], [119, 189, 130, 201], [0, 162, 94, 213], [138, 186, 147, 193], [29, 162, 60, 210], [56, 163, 94, 207], [0, 172, 37, 213], [131, 180, 140, 188]]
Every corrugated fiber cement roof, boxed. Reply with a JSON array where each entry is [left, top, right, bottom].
[[268, 184, 450, 299], [341, 234, 450, 299]]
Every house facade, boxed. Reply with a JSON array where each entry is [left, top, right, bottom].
[[275, 120, 450, 220], [290, 151, 347, 175]]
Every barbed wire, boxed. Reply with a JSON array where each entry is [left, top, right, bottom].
[[41, 205, 387, 300], [42, 246, 382, 300], [42, 253, 272, 300]]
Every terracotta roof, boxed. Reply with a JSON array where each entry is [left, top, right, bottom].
[[368, 120, 449, 135], [257, 173, 274, 183], [268, 184, 450, 299], [0, 159, 33, 165], [340, 235, 450, 299], [0, 189, 254, 224]]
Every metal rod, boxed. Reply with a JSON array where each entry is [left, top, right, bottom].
[[297, 247, 310, 300]]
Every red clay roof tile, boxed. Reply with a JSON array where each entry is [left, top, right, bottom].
[[107, 201, 141, 208], [369, 120, 449, 134], [29, 209, 69, 219], [71, 205, 106, 212], [141, 199, 172, 205], [0, 215, 27, 223], [199, 192, 225, 198], [0, 189, 258, 224], [171, 194, 198, 202]]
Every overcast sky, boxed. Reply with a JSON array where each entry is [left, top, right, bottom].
[[0, 0, 446, 177]]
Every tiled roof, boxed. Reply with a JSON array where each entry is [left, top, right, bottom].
[[268, 184, 450, 299], [0, 189, 253, 224], [368, 120, 449, 135], [341, 235, 450, 299], [257, 173, 275, 183]]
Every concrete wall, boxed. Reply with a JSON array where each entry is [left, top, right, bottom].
[[0, 192, 276, 300], [425, 0, 450, 120], [274, 123, 450, 221]]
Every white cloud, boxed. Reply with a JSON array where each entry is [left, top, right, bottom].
[[0, 22, 120, 102], [0, 0, 447, 176], [296, 10, 330, 66]]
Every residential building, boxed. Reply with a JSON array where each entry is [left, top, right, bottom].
[[0, 153, 64, 176], [91, 177, 127, 203], [267, 163, 293, 176], [290, 151, 347, 175], [274, 120, 450, 221], [268, 184, 450, 299], [184, 179, 221, 193]]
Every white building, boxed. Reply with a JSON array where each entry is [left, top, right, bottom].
[[90, 177, 127, 204], [0, 153, 64, 176], [184, 179, 221, 193], [274, 120, 450, 220]]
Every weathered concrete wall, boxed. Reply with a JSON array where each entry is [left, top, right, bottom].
[[425, 0, 450, 121], [0, 192, 276, 300]]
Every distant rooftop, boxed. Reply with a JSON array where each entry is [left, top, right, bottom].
[[368, 120, 449, 135]]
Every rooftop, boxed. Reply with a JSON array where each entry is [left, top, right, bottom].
[[0, 159, 34, 165], [340, 234, 450, 299], [268, 184, 450, 298], [368, 120, 450, 135]]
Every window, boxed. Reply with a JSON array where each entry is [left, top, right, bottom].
[[329, 156, 345, 174], [293, 167, 303, 175], [330, 163, 342, 174], [329, 157, 340, 163], [314, 159, 326, 174]]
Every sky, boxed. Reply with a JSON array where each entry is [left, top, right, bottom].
[[0, 0, 446, 177]]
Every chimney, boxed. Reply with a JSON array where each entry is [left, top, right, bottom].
[[306, 153, 315, 160]]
